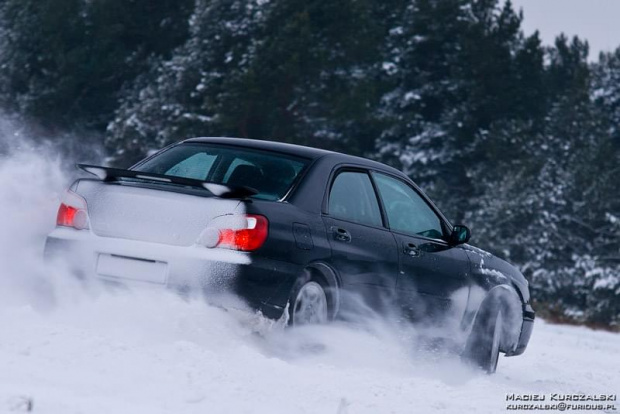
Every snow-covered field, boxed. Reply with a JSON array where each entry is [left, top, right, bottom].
[[1, 291, 619, 414], [0, 141, 618, 414]]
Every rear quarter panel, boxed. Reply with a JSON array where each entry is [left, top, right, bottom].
[[237, 199, 332, 311]]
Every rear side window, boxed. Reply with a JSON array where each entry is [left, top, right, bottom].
[[135, 143, 309, 200], [328, 171, 383, 227], [373, 173, 444, 239]]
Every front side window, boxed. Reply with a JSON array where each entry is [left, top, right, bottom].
[[135, 143, 308, 201], [373, 173, 444, 239], [328, 171, 383, 227]]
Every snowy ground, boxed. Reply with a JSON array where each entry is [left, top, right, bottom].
[[0, 292, 619, 414], [0, 139, 618, 414]]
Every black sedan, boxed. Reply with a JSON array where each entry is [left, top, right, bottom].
[[44, 137, 535, 373]]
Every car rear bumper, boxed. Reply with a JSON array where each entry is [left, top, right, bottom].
[[505, 303, 535, 356], [44, 227, 296, 318]]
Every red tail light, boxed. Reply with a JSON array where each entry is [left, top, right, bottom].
[[56, 190, 89, 230], [199, 214, 269, 251]]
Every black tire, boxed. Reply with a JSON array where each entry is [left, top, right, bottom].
[[288, 273, 330, 326], [463, 300, 503, 374]]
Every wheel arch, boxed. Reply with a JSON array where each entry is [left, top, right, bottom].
[[304, 261, 341, 319], [472, 284, 522, 354]]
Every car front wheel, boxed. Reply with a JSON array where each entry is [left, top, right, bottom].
[[463, 303, 503, 374]]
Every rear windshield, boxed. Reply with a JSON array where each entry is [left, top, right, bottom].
[[134, 143, 309, 201]]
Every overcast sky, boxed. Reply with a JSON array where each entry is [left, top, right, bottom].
[[511, 0, 620, 60]]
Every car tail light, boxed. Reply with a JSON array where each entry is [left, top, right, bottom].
[[198, 214, 269, 251], [56, 190, 89, 230]]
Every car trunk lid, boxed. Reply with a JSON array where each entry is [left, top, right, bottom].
[[76, 179, 244, 246]]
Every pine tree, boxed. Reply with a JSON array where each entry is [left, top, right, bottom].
[[468, 36, 620, 326], [107, 0, 390, 164], [219, 0, 387, 154], [0, 0, 193, 132], [375, 0, 545, 222], [106, 0, 272, 165]]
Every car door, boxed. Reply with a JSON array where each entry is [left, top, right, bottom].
[[322, 169, 399, 315], [371, 172, 471, 325]]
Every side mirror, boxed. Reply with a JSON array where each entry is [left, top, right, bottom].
[[449, 224, 471, 245]]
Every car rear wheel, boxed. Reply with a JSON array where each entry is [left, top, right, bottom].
[[463, 303, 503, 374], [290, 280, 329, 326]]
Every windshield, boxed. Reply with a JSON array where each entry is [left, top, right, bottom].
[[134, 143, 309, 201]]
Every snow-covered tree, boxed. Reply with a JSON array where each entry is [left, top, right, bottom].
[[375, 0, 546, 222], [106, 0, 271, 165], [0, 0, 192, 131], [107, 0, 390, 164], [468, 36, 620, 326]]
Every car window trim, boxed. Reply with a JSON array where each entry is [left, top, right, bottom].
[[390, 228, 451, 246], [280, 156, 318, 202], [323, 165, 388, 230]]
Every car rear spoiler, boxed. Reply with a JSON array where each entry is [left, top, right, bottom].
[[76, 164, 258, 199]]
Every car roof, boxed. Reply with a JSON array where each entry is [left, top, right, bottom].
[[183, 137, 403, 174], [184, 137, 334, 159]]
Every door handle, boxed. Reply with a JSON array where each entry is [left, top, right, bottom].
[[403, 242, 421, 257], [332, 227, 351, 243]]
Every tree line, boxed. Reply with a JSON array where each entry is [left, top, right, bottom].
[[1, 0, 618, 327]]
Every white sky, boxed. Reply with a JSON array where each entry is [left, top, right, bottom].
[[510, 0, 620, 60]]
